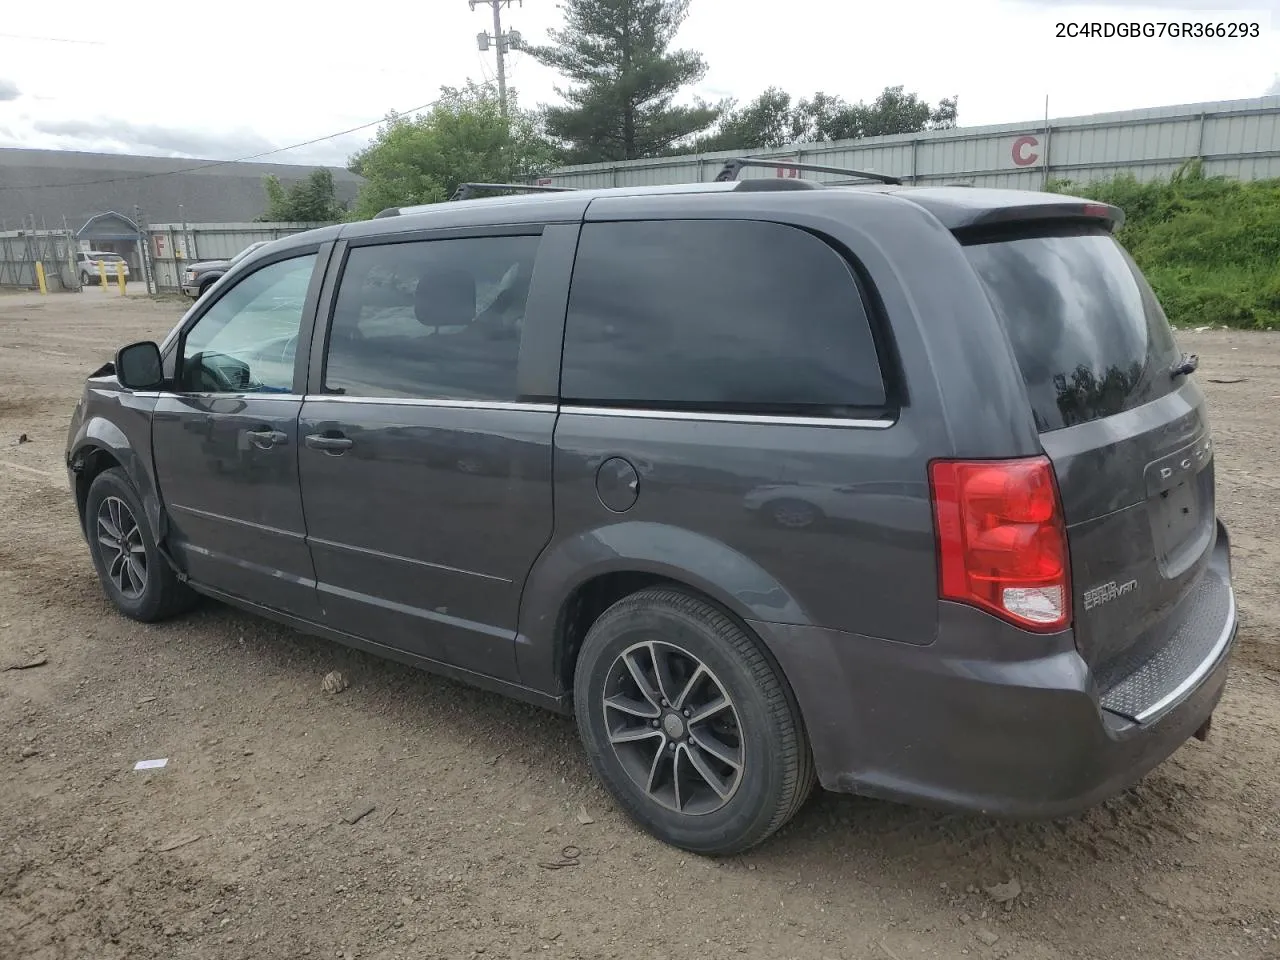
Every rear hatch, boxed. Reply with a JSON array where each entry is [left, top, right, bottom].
[[961, 221, 1229, 716], [90, 255, 124, 273]]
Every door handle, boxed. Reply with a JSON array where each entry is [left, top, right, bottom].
[[246, 427, 288, 450], [305, 433, 353, 454]]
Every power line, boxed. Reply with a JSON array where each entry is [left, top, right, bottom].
[[476, 49, 496, 86], [0, 32, 106, 45], [2, 93, 459, 192]]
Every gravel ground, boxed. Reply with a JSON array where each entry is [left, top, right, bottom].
[[1, 289, 1278, 960]]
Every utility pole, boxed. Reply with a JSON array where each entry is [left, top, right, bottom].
[[471, 0, 523, 117]]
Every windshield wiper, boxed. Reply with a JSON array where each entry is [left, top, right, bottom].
[[1170, 353, 1199, 378]]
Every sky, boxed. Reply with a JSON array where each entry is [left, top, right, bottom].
[[1, 0, 1279, 168]]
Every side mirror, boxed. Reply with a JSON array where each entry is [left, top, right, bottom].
[[115, 341, 165, 391]]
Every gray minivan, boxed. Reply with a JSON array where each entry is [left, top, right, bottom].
[[66, 163, 1237, 854]]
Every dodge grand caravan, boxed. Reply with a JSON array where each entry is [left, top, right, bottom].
[[66, 161, 1237, 855]]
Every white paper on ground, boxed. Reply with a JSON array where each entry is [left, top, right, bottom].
[[133, 758, 168, 770]]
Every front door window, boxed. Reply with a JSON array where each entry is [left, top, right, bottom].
[[179, 254, 317, 393]]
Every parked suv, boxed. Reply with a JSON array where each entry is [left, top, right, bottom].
[[77, 250, 130, 285], [66, 165, 1237, 854]]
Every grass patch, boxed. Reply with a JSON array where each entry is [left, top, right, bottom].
[[1048, 162, 1280, 329]]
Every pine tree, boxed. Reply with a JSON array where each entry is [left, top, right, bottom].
[[529, 0, 720, 163]]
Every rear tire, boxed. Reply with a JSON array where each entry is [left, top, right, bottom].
[[79, 271, 90, 285], [84, 468, 197, 623], [574, 587, 815, 855]]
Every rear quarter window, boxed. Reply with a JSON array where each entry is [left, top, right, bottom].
[[560, 219, 888, 417], [962, 227, 1182, 432]]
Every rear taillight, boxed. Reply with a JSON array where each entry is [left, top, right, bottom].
[[929, 456, 1071, 633]]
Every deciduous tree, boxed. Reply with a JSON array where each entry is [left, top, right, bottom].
[[347, 83, 558, 220], [698, 85, 958, 153]]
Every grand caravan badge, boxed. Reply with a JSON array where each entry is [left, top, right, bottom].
[[1082, 578, 1139, 611]]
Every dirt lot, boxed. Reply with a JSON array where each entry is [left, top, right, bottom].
[[1, 288, 1278, 960]]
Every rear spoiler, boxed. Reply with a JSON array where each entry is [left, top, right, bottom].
[[982, 200, 1122, 230], [948, 200, 1125, 237]]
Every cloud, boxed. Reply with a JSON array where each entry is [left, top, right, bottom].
[[0, 78, 19, 101], [32, 117, 276, 159], [17, 116, 366, 167], [1268, 75, 1280, 95]]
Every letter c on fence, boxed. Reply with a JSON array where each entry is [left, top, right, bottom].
[[1012, 135, 1039, 166]]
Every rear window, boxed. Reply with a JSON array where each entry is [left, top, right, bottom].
[[962, 227, 1181, 432]]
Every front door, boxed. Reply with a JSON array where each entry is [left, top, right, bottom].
[[152, 249, 325, 619], [297, 231, 557, 680]]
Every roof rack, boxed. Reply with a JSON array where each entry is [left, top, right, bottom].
[[449, 182, 575, 202], [714, 158, 902, 186]]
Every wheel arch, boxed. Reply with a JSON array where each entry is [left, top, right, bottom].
[[72, 444, 122, 530], [69, 415, 166, 544], [516, 521, 814, 704]]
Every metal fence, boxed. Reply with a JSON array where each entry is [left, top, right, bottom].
[[543, 95, 1280, 190], [0, 221, 330, 293], [0, 229, 79, 291], [145, 221, 330, 292]]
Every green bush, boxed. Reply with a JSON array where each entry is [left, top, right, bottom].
[[1047, 163, 1280, 329]]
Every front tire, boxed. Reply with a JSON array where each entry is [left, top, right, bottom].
[[574, 587, 814, 855], [79, 271, 90, 285], [84, 468, 196, 622]]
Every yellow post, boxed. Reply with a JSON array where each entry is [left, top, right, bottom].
[[116, 261, 126, 295], [97, 260, 108, 289], [34, 261, 47, 295]]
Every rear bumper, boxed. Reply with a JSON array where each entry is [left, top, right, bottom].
[[750, 521, 1236, 819]]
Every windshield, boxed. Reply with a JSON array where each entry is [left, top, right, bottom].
[[962, 226, 1182, 433]]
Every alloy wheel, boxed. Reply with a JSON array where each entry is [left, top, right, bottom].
[[96, 496, 147, 599], [601, 640, 745, 815]]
